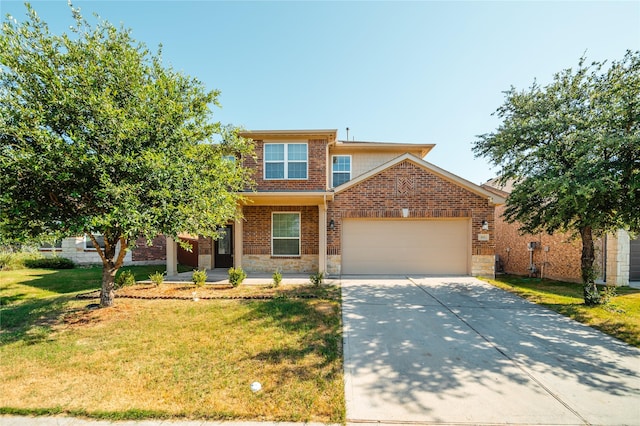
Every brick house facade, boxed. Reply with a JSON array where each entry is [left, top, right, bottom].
[[162, 129, 504, 278], [484, 180, 633, 286]]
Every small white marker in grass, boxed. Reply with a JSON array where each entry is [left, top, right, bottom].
[[250, 381, 262, 392]]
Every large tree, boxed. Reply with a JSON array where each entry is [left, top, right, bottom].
[[0, 3, 254, 306], [474, 51, 639, 305]]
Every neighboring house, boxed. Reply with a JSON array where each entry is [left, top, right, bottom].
[[163, 129, 505, 277], [40, 235, 166, 266], [482, 179, 638, 286]]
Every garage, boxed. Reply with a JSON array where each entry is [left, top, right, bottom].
[[341, 219, 470, 275], [631, 237, 640, 281]]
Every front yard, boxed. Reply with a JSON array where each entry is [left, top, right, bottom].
[[484, 275, 640, 348], [0, 266, 345, 422]]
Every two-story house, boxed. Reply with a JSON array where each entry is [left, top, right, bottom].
[[164, 129, 505, 278]]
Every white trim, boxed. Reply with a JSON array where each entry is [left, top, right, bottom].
[[264, 142, 309, 180], [331, 154, 352, 187], [271, 211, 301, 257], [84, 233, 106, 251]]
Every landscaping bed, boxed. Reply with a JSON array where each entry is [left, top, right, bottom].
[[78, 282, 338, 300]]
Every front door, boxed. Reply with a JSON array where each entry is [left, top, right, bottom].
[[214, 225, 234, 268]]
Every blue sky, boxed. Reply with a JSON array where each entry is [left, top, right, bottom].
[[3, 1, 639, 184]]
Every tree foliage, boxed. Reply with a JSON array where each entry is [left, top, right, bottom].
[[0, 3, 254, 306], [474, 51, 639, 305]]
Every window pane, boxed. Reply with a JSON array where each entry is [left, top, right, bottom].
[[265, 144, 284, 161], [273, 239, 300, 256], [287, 144, 307, 161], [85, 234, 106, 250], [265, 162, 284, 179], [40, 239, 62, 249], [333, 172, 350, 186], [287, 162, 307, 179], [273, 213, 300, 238], [333, 156, 350, 172]]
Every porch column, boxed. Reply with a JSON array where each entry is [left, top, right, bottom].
[[318, 203, 327, 274], [166, 236, 178, 276], [234, 212, 243, 269]]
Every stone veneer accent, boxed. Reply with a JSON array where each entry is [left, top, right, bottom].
[[327, 255, 341, 276], [471, 255, 496, 278], [607, 230, 630, 286], [243, 255, 319, 273]]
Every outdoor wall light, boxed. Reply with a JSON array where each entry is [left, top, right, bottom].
[[482, 220, 489, 230], [329, 219, 335, 230]]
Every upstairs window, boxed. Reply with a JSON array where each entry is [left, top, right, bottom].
[[332, 155, 351, 186], [272, 212, 301, 256], [264, 143, 308, 180]]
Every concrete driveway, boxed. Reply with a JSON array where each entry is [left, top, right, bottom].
[[342, 276, 640, 425]]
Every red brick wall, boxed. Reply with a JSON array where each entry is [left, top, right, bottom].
[[494, 205, 604, 282], [132, 235, 166, 261], [243, 205, 319, 255], [177, 237, 199, 267], [327, 160, 495, 255], [243, 139, 328, 191]]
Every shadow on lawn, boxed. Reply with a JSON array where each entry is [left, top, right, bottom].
[[0, 296, 72, 345], [0, 268, 101, 346], [241, 296, 342, 384]]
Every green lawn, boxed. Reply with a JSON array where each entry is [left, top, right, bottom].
[[0, 266, 344, 422], [483, 275, 640, 348]]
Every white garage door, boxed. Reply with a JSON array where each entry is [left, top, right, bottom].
[[342, 219, 470, 275]]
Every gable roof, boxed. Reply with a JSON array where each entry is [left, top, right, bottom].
[[335, 153, 506, 205], [331, 140, 434, 158]]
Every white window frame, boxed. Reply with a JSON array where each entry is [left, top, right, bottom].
[[331, 154, 352, 187], [264, 143, 308, 180], [84, 234, 106, 251], [271, 212, 301, 257]]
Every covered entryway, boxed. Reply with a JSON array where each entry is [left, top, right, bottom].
[[341, 219, 470, 275], [214, 225, 234, 268], [631, 237, 640, 281]]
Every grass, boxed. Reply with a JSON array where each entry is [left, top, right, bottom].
[[0, 266, 344, 422], [483, 275, 640, 348]]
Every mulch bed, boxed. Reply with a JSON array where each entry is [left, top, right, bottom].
[[76, 283, 324, 300]]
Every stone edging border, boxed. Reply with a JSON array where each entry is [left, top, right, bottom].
[[76, 291, 319, 301]]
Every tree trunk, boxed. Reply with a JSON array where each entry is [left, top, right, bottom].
[[100, 263, 118, 307], [580, 225, 601, 306], [87, 233, 128, 308]]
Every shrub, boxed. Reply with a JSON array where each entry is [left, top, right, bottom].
[[24, 257, 75, 269], [272, 269, 282, 288], [115, 270, 136, 289], [192, 269, 208, 287], [149, 271, 165, 287], [310, 271, 324, 287], [228, 267, 246, 288], [0, 251, 43, 271], [600, 284, 618, 305]]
